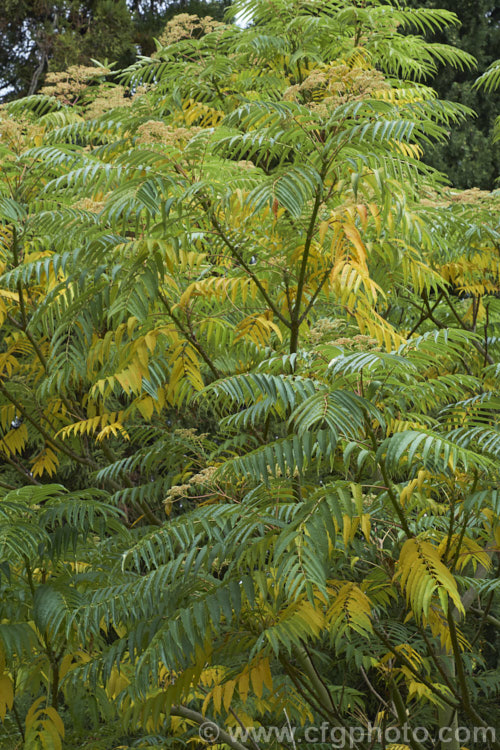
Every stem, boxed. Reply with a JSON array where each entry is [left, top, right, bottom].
[[417, 627, 459, 697], [11, 700, 25, 741], [172, 160, 290, 328], [447, 610, 471, 710], [470, 607, 500, 631], [295, 645, 338, 720], [390, 680, 427, 750], [209, 213, 291, 328], [12, 227, 28, 330], [365, 421, 412, 537], [445, 608, 500, 749], [359, 666, 394, 715], [407, 292, 444, 336], [197, 684, 262, 750], [434, 643, 459, 750], [298, 264, 334, 325], [440, 288, 493, 365], [442, 487, 456, 564], [0, 478, 17, 489], [280, 657, 335, 724], [289, 175, 326, 355]]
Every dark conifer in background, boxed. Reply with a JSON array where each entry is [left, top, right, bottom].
[[405, 0, 500, 188], [0, 0, 230, 100]]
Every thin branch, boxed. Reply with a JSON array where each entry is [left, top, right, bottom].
[[440, 287, 493, 365], [289, 169, 326, 354], [372, 626, 458, 710], [157, 290, 221, 379], [298, 263, 334, 325], [0, 450, 41, 485], [0, 380, 95, 468], [359, 666, 394, 715], [365, 420, 413, 538], [209, 213, 291, 328]]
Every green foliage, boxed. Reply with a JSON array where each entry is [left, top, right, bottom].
[[0, 1, 499, 748]]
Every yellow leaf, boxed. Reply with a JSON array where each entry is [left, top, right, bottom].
[[44, 707, 65, 738], [319, 220, 330, 244], [0, 674, 14, 720], [250, 663, 264, 699], [223, 680, 236, 711], [136, 396, 154, 420], [39, 719, 63, 750], [250, 658, 272, 699], [31, 447, 60, 478], [238, 669, 249, 703], [25, 696, 46, 729], [342, 222, 366, 260], [212, 684, 223, 713], [361, 514, 371, 541], [397, 538, 464, 620]]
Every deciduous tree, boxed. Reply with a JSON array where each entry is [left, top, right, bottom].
[[0, 1, 499, 748]]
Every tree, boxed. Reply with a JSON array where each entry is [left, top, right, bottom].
[[0, 1, 137, 99], [0, 1, 499, 748], [0, 0, 230, 101], [404, 0, 500, 189], [131, 0, 232, 57]]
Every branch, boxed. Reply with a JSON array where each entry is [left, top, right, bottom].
[[365, 420, 413, 538], [372, 626, 458, 710], [209, 213, 291, 328], [279, 657, 336, 725], [289, 171, 326, 354], [446, 609, 500, 750], [359, 666, 394, 715], [0, 381, 95, 468], [28, 50, 48, 96], [0, 450, 41, 485], [170, 704, 251, 750], [440, 288, 493, 365], [157, 290, 221, 380], [470, 606, 500, 631], [298, 263, 334, 325], [172, 161, 289, 328]]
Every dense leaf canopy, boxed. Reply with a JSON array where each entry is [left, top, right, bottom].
[[0, 1, 499, 748]]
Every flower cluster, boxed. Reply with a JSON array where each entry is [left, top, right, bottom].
[[136, 121, 201, 147], [156, 13, 225, 47], [331, 334, 380, 351], [164, 466, 218, 505], [307, 317, 346, 344], [71, 198, 106, 214], [40, 65, 110, 104], [84, 85, 134, 119], [284, 63, 389, 116], [0, 113, 44, 155]]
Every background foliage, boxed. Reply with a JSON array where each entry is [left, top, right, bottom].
[[406, 0, 500, 189], [0, 0, 230, 100]]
